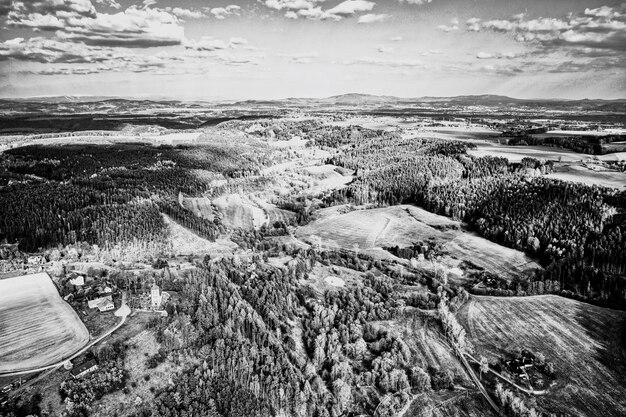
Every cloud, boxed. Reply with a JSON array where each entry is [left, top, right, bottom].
[[210, 5, 241, 19], [437, 24, 458, 32], [229, 37, 249, 46], [377, 45, 393, 53], [30, 66, 110, 75], [466, 4, 626, 53], [466, 17, 481, 32], [358, 13, 389, 24], [0, 36, 190, 73], [183, 36, 252, 52], [95, 0, 121, 9], [437, 17, 459, 32], [262, 0, 322, 11], [399, 0, 432, 4], [0, 37, 115, 63], [5, 2, 186, 48], [344, 57, 424, 67], [260, 0, 374, 20], [167, 7, 205, 20], [184, 37, 228, 51], [278, 51, 319, 63], [390, 36, 403, 41], [326, 0, 374, 16], [476, 52, 494, 59], [418, 49, 441, 55]]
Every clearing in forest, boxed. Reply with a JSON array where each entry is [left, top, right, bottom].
[[296, 205, 540, 280], [458, 295, 626, 417], [547, 163, 626, 189], [0, 272, 89, 373], [468, 143, 583, 162]]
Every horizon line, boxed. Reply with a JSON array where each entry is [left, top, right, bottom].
[[1, 93, 625, 102]]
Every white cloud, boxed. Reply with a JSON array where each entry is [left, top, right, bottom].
[[466, 17, 481, 32], [6, 3, 186, 47], [229, 37, 249, 46], [390, 36, 403, 42], [437, 24, 458, 32], [261, 0, 374, 20], [262, 0, 321, 11], [399, 0, 432, 5], [358, 13, 390, 24], [344, 57, 424, 67], [477, 51, 519, 59], [377, 45, 393, 53], [466, 5, 626, 52], [95, 0, 121, 9], [326, 0, 374, 16], [210, 5, 241, 19], [278, 51, 319, 63], [184, 37, 228, 51]]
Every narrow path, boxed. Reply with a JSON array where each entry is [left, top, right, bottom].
[[452, 344, 502, 416]]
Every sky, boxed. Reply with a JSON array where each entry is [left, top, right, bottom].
[[0, 0, 624, 99]]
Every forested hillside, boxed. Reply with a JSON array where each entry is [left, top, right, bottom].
[[320, 133, 626, 308]]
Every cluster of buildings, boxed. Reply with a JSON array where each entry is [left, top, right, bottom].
[[505, 353, 535, 379], [70, 360, 99, 379]]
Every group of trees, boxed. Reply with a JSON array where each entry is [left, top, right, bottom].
[[126, 242, 462, 417], [494, 383, 541, 417], [507, 134, 626, 156]]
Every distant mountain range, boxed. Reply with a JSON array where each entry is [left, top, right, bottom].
[[6, 93, 626, 104], [232, 93, 626, 113], [2, 93, 625, 115]]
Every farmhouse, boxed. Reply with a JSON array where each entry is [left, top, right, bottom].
[[87, 295, 114, 312], [506, 356, 534, 377], [69, 275, 85, 286], [71, 360, 98, 379]]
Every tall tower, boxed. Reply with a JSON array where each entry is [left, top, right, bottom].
[[151, 283, 161, 309]]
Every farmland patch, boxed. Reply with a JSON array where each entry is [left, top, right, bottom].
[[458, 295, 626, 417], [0, 273, 89, 373]]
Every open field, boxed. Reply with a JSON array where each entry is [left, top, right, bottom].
[[468, 143, 584, 162], [163, 214, 237, 257], [598, 151, 626, 162], [547, 163, 626, 189], [300, 164, 355, 195], [375, 313, 468, 379], [296, 205, 540, 281], [414, 125, 501, 141], [212, 193, 271, 229], [302, 263, 367, 296], [458, 295, 626, 417], [0, 273, 89, 374], [181, 196, 215, 221]]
